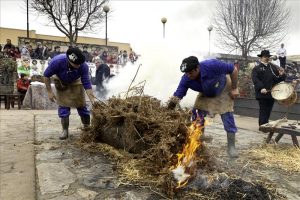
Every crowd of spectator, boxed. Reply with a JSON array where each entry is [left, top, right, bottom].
[[0, 38, 139, 67], [0, 38, 141, 101]]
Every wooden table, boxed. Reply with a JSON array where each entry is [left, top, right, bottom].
[[259, 119, 300, 148]]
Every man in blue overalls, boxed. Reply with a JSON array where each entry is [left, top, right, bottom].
[[168, 56, 239, 158], [44, 47, 95, 140]]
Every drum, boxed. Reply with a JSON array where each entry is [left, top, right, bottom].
[[271, 82, 297, 106]]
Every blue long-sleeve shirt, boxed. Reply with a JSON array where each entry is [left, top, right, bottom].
[[44, 54, 92, 90], [174, 59, 234, 98]]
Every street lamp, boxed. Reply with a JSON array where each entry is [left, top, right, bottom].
[[207, 25, 213, 56], [161, 17, 167, 38], [27, 0, 29, 38], [103, 5, 110, 46]]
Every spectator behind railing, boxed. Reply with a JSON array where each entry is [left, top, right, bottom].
[[17, 73, 30, 95], [100, 50, 108, 63], [117, 50, 123, 65], [82, 46, 92, 62], [123, 50, 128, 63], [3, 39, 13, 52], [50, 46, 61, 59], [14, 46, 21, 59], [32, 42, 43, 59], [21, 42, 31, 59]]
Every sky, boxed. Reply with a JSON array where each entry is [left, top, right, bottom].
[[0, 0, 300, 106], [1, 0, 299, 56]]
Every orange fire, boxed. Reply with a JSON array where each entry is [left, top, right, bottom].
[[170, 117, 203, 188]]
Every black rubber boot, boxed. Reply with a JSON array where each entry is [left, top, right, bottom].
[[80, 115, 90, 128], [59, 117, 69, 140], [227, 132, 239, 158]]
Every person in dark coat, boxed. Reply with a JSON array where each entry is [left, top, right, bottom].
[[82, 46, 92, 62], [50, 46, 61, 59], [95, 60, 110, 99], [251, 50, 286, 127]]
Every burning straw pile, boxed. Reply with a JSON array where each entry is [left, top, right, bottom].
[[77, 68, 283, 199], [79, 95, 209, 186], [77, 94, 284, 199]]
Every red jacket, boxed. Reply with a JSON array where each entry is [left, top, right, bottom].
[[17, 78, 30, 93]]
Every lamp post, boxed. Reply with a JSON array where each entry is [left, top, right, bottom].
[[161, 17, 167, 38], [103, 5, 110, 46], [27, 0, 29, 38], [207, 25, 213, 56]]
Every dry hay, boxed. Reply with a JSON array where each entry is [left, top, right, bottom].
[[80, 95, 195, 166], [77, 95, 285, 199], [248, 144, 300, 173], [78, 96, 213, 191]]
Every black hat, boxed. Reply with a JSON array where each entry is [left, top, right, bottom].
[[257, 50, 272, 57], [180, 56, 199, 72], [66, 47, 85, 65]]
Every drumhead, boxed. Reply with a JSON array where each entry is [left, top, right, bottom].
[[278, 91, 297, 106], [271, 82, 294, 100]]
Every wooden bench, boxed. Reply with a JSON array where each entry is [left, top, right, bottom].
[[2, 94, 25, 110], [0, 94, 9, 109], [259, 119, 300, 148]]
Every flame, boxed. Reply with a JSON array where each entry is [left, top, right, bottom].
[[170, 116, 203, 188]]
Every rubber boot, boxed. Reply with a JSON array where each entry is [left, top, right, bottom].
[[80, 115, 90, 129], [227, 132, 238, 158], [59, 117, 69, 140]]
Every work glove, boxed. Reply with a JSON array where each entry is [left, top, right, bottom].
[[85, 89, 95, 105], [47, 91, 57, 103], [167, 96, 180, 110], [234, 62, 240, 71]]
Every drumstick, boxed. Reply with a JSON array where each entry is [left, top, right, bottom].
[[267, 89, 280, 92]]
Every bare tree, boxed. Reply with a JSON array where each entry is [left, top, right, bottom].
[[30, 0, 109, 44], [214, 0, 290, 59]]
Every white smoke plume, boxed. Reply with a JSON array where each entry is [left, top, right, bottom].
[[105, 39, 209, 108]]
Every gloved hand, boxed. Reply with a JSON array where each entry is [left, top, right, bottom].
[[261, 88, 268, 94], [167, 96, 180, 110], [47, 90, 57, 102], [86, 89, 95, 105], [234, 62, 240, 71], [167, 101, 177, 110]]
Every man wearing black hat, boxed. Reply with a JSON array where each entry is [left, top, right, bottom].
[[168, 56, 240, 158], [44, 47, 95, 140], [252, 50, 285, 137]]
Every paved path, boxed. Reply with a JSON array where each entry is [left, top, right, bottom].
[[0, 109, 299, 200], [0, 110, 54, 200]]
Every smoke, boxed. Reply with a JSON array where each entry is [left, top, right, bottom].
[[105, 39, 208, 108]]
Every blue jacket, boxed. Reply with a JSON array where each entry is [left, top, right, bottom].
[[174, 59, 234, 98], [44, 54, 92, 90]]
